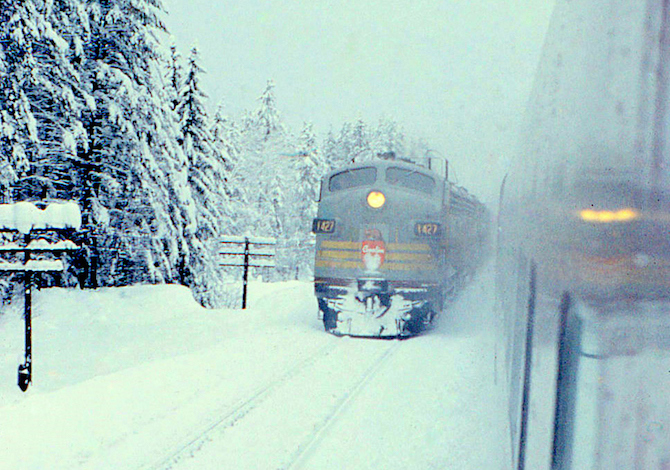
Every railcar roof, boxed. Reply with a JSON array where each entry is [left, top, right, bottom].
[[326, 159, 442, 181]]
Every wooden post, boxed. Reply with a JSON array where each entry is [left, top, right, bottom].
[[18, 234, 32, 391], [0, 201, 81, 391], [242, 237, 250, 309], [18, 271, 33, 391], [218, 235, 275, 310], [90, 232, 98, 289]]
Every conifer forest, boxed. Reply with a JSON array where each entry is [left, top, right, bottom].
[[0, 0, 434, 307]]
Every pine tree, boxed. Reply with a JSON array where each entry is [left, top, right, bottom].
[[295, 122, 325, 199], [254, 79, 285, 140], [323, 119, 374, 167], [174, 46, 233, 305], [322, 128, 343, 171], [0, 2, 30, 200], [71, 0, 223, 306], [347, 119, 373, 163], [74, 0, 171, 285], [286, 122, 324, 278], [166, 42, 183, 111], [211, 103, 240, 180], [0, 0, 87, 203], [177, 47, 229, 238], [239, 80, 290, 238], [211, 103, 245, 232], [372, 118, 406, 158]]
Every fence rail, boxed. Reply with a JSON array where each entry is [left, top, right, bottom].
[[219, 236, 277, 308]]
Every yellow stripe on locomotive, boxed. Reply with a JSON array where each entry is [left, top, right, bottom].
[[315, 241, 437, 271]]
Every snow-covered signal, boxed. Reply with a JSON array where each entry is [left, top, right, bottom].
[[0, 201, 81, 234], [0, 201, 81, 392]]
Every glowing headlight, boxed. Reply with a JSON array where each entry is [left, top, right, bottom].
[[579, 208, 639, 223], [367, 191, 386, 209]]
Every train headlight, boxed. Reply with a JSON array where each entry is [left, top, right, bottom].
[[579, 208, 639, 223], [367, 191, 386, 209]]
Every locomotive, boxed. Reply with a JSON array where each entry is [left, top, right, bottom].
[[313, 155, 489, 337]]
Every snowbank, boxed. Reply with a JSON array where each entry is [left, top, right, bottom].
[[0, 273, 510, 470]]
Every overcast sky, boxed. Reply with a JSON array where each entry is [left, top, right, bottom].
[[162, 0, 555, 202]]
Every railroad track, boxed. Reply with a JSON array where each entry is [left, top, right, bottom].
[[145, 338, 403, 470], [145, 340, 344, 470], [280, 340, 402, 470]]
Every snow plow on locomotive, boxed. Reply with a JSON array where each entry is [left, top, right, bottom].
[[313, 157, 489, 337]]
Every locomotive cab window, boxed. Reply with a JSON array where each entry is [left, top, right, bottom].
[[329, 167, 377, 191], [386, 167, 435, 195]]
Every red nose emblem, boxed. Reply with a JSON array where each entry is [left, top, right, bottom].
[[361, 240, 385, 271]]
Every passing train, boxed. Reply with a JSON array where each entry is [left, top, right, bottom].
[[497, 0, 670, 469], [312, 155, 489, 337]]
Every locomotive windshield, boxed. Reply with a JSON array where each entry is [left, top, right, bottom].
[[386, 167, 435, 195], [329, 167, 377, 191]]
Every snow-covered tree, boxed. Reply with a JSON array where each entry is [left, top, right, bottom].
[[321, 128, 343, 171], [284, 122, 325, 278], [166, 42, 183, 110], [253, 79, 285, 140], [344, 119, 374, 163], [372, 118, 406, 158], [71, 0, 224, 306], [0, 0, 87, 203], [174, 46, 236, 304], [0, 2, 31, 200], [322, 118, 412, 169], [211, 103, 240, 180], [211, 103, 245, 233], [238, 80, 291, 239], [177, 47, 230, 238], [294, 122, 325, 199]]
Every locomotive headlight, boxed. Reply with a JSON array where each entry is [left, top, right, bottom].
[[367, 191, 386, 209]]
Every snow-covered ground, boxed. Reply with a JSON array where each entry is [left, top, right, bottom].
[[0, 266, 509, 470]]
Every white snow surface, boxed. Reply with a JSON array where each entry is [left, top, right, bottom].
[[0, 265, 510, 470], [0, 240, 79, 252], [0, 260, 64, 272], [0, 202, 82, 234]]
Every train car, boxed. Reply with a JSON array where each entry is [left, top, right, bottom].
[[313, 155, 489, 337], [496, 1, 670, 469]]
